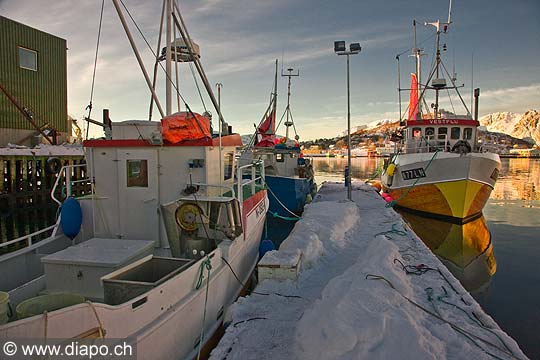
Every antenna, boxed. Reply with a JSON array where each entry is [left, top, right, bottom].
[[471, 51, 474, 113], [280, 67, 300, 140]]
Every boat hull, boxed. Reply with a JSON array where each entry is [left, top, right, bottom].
[[265, 175, 314, 216], [0, 191, 269, 360], [382, 152, 501, 221]]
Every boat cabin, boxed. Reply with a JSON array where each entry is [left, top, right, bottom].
[[404, 118, 480, 153]]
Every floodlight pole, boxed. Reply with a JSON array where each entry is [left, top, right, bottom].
[[335, 42, 360, 201], [346, 53, 351, 201]]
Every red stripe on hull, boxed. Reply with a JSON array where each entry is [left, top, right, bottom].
[[242, 189, 267, 240], [84, 134, 243, 148]]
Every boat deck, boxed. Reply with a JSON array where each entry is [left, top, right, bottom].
[[210, 181, 527, 360]]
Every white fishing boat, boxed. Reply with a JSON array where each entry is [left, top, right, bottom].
[[0, 1, 267, 359], [381, 1, 501, 223]]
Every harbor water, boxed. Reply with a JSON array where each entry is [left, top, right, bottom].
[[310, 156, 540, 359]]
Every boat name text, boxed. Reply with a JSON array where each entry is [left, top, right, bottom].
[[401, 168, 426, 180]]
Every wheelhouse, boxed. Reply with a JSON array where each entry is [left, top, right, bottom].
[[404, 118, 480, 153]]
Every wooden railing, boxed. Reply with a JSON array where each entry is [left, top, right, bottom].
[[0, 155, 90, 249]]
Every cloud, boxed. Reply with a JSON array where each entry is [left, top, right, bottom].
[[481, 84, 540, 99]]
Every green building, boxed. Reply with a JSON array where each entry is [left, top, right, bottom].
[[0, 16, 69, 146]]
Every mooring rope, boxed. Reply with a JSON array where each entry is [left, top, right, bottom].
[[365, 274, 521, 360], [263, 180, 301, 219], [196, 256, 212, 360], [386, 149, 440, 208]]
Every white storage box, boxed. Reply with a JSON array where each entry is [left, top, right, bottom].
[[41, 238, 154, 301], [112, 120, 161, 141]]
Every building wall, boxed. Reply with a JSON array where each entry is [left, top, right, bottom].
[[0, 16, 68, 145]]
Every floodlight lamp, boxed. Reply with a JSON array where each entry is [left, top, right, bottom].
[[334, 41, 346, 53], [350, 43, 361, 52]]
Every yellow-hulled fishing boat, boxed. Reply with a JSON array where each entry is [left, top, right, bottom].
[[381, 4, 501, 223]]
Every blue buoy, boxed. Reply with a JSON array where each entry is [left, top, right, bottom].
[[60, 197, 83, 240], [259, 239, 275, 259]]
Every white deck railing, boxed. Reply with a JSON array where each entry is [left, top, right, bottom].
[[0, 218, 60, 251], [236, 160, 265, 204], [51, 163, 90, 205]]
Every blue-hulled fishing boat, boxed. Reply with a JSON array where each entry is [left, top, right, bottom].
[[240, 60, 316, 218]]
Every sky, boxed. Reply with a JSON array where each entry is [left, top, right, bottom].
[[1, 0, 539, 140]]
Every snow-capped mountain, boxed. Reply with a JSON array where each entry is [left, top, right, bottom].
[[479, 110, 540, 144]]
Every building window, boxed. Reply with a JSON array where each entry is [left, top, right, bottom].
[[451, 127, 461, 139], [18, 47, 37, 71], [224, 153, 233, 180], [463, 128, 473, 140], [127, 160, 148, 187]]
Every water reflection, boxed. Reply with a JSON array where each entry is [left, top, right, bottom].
[[310, 157, 382, 182], [311, 157, 540, 201], [492, 158, 540, 201], [398, 211, 496, 294]]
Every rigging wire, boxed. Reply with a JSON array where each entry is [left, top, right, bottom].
[[118, 0, 195, 114], [189, 63, 207, 112], [85, 0, 105, 140]]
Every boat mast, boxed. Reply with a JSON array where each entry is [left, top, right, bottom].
[[435, 23, 441, 119], [273, 59, 278, 127], [282, 67, 299, 140], [111, 0, 165, 118], [165, 0, 173, 116], [426, 0, 453, 119], [172, 1, 226, 131]]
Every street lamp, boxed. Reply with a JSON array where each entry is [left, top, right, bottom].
[[335, 41, 361, 201]]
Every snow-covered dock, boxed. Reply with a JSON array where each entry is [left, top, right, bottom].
[[210, 181, 527, 360]]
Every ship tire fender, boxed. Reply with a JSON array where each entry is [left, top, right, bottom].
[[46, 157, 63, 174]]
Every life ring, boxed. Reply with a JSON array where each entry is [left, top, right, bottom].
[[46, 157, 63, 174], [451, 140, 472, 154], [175, 203, 203, 231]]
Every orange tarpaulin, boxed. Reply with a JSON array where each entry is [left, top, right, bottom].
[[161, 112, 211, 144]]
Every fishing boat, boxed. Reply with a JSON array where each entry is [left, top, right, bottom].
[[0, 1, 267, 359], [381, 2, 501, 223], [240, 61, 316, 217]]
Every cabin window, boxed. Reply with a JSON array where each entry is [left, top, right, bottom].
[[223, 152, 234, 180], [425, 127, 435, 136], [126, 160, 148, 187], [463, 128, 473, 140], [412, 128, 422, 138], [276, 153, 284, 162], [438, 127, 447, 140], [451, 127, 461, 139], [18, 47, 38, 71]]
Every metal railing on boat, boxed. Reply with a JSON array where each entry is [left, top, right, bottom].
[[236, 160, 265, 204]]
